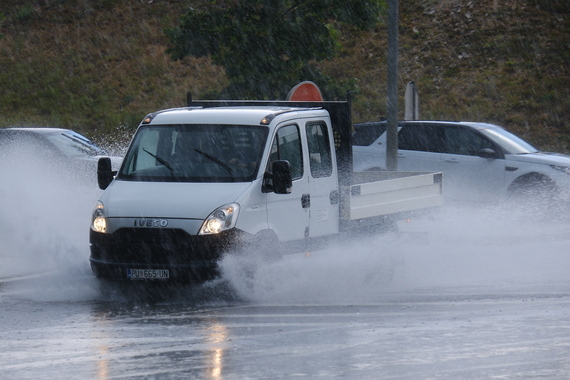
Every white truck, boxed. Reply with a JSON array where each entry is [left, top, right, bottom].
[[90, 97, 443, 282]]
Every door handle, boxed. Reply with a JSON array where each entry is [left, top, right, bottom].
[[301, 194, 310, 208], [329, 190, 339, 205]]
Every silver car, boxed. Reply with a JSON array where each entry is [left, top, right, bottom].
[[352, 121, 570, 202], [0, 127, 108, 160], [0, 127, 123, 180]]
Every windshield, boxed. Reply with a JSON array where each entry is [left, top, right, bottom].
[[46, 131, 108, 157], [119, 124, 268, 182], [478, 127, 539, 154]]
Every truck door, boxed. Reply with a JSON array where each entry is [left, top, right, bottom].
[[266, 123, 310, 243], [306, 121, 339, 237]]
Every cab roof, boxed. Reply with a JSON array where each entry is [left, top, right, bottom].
[[144, 106, 328, 126]]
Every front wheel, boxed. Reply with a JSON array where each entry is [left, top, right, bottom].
[[508, 174, 557, 199], [507, 174, 559, 213]]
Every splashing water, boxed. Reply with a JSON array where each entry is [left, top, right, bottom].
[[220, 201, 570, 304], [2, 137, 569, 305], [0, 140, 103, 301]]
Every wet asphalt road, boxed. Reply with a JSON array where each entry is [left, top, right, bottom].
[[1, 281, 570, 379], [2, 203, 570, 379]]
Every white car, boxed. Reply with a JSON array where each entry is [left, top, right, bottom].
[[352, 121, 570, 202]]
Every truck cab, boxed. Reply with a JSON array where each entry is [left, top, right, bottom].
[[90, 106, 342, 281]]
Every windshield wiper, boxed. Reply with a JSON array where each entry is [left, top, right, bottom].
[[143, 148, 174, 177], [194, 149, 235, 181]]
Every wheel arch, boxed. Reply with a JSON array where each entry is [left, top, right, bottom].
[[507, 172, 557, 196]]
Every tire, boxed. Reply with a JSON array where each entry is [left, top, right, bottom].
[[251, 230, 282, 263], [508, 174, 557, 199], [507, 174, 559, 212], [237, 230, 282, 263]]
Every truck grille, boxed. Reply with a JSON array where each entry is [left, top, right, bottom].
[[90, 228, 234, 265]]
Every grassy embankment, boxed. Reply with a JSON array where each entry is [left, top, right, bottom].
[[0, 0, 568, 152]]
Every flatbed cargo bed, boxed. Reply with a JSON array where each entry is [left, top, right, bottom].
[[343, 171, 443, 220]]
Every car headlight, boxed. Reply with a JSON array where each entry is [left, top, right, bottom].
[[551, 165, 570, 175], [199, 203, 240, 235], [91, 201, 107, 233]]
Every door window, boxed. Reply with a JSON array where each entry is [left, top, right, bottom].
[[352, 123, 387, 146], [398, 124, 444, 152], [306, 122, 332, 178], [268, 124, 303, 180], [443, 126, 496, 156]]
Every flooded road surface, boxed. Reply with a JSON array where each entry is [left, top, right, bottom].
[[2, 203, 570, 379], [1, 283, 569, 379]]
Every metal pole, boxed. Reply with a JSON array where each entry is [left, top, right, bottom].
[[405, 81, 419, 120], [386, 0, 399, 171]]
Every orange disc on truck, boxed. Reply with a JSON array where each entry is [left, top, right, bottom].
[[286, 81, 323, 101]]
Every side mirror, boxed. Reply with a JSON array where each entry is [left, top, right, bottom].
[[272, 160, 292, 194], [97, 157, 115, 190], [478, 148, 499, 159]]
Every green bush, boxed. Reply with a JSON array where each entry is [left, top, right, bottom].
[[13, 6, 35, 23]]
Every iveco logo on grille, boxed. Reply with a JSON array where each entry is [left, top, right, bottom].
[[134, 219, 168, 228]]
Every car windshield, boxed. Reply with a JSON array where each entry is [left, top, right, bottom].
[[119, 124, 268, 183], [479, 127, 539, 155], [46, 131, 108, 157]]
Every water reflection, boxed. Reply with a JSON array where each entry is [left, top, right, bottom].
[[96, 344, 109, 379], [90, 288, 234, 380], [205, 322, 229, 379]]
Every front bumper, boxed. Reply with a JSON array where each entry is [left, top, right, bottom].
[[89, 227, 243, 283]]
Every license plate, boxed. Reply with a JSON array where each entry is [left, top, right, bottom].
[[127, 268, 170, 280]]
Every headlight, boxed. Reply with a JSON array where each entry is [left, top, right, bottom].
[[199, 203, 240, 235], [91, 201, 107, 233], [551, 165, 570, 175]]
